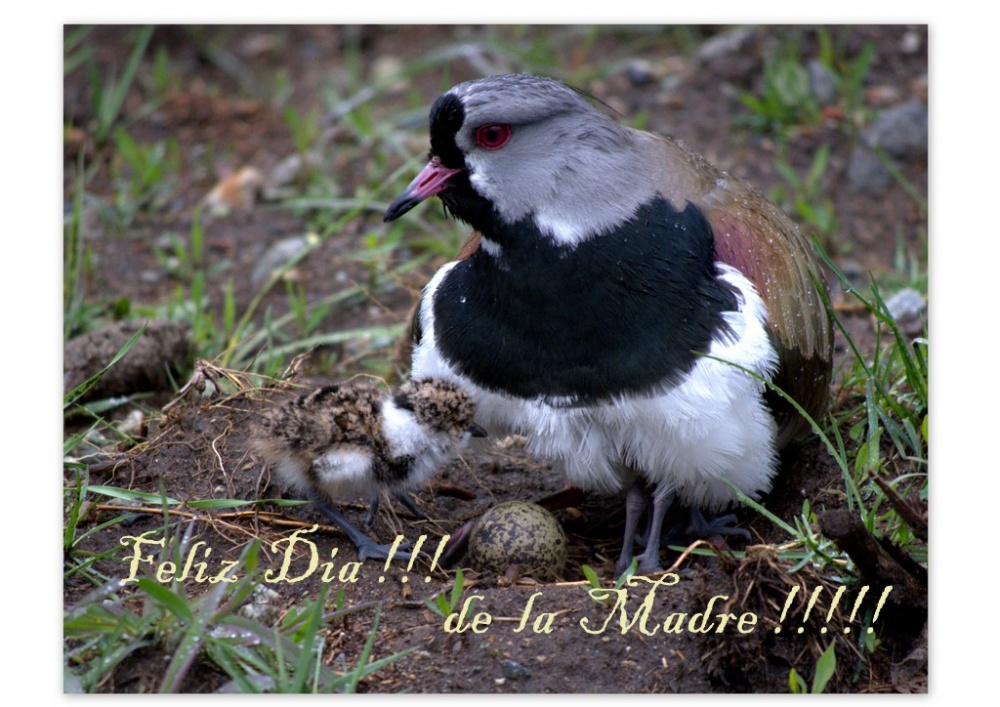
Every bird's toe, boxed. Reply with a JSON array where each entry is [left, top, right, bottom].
[[687, 509, 751, 541], [357, 540, 412, 563]]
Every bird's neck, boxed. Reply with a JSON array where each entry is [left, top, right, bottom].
[[379, 401, 452, 489], [380, 402, 430, 459]]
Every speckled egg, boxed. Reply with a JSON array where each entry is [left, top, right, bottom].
[[465, 501, 568, 579]]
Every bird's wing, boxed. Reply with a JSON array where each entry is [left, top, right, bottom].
[[651, 135, 834, 447], [288, 383, 384, 452]]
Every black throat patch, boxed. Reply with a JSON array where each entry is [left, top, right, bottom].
[[427, 92, 496, 232], [429, 93, 466, 169], [432, 197, 739, 404]]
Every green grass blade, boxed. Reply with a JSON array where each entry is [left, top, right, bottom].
[[87, 485, 182, 505], [812, 641, 838, 693]]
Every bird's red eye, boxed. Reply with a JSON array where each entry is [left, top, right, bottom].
[[474, 123, 512, 150]]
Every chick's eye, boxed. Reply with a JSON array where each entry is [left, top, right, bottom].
[[474, 123, 512, 150]]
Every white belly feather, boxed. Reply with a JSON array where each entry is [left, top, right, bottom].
[[413, 262, 779, 510]]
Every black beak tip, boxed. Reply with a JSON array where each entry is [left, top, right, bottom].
[[469, 423, 488, 439], [383, 196, 416, 223]]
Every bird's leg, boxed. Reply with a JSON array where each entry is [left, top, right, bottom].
[[633, 492, 659, 547], [686, 507, 751, 541], [364, 489, 380, 526], [633, 506, 748, 558], [615, 478, 650, 576], [314, 500, 412, 563], [395, 492, 426, 520], [635, 488, 676, 575]]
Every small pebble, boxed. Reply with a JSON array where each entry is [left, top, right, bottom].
[[240, 585, 282, 624], [140, 269, 163, 284], [807, 59, 837, 105], [901, 30, 922, 54], [625, 60, 655, 87], [866, 85, 903, 108], [884, 287, 926, 337], [252, 234, 316, 284], [268, 153, 307, 189], [848, 102, 927, 194], [866, 102, 928, 160], [502, 659, 531, 680], [202, 166, 263, 216], [695, 27, 755, 64]]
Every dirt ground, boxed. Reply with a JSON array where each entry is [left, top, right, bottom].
[[62, 25, 928, 693]]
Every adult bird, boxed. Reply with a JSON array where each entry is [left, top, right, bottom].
[[383, 74, 833, 574]]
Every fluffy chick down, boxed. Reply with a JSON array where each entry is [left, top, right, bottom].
[[252, 378, 482, 505]]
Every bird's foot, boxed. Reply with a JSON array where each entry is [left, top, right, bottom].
[[635, 550, 664, 575], [614, 553, 635, 578], [614, 550, 664, 577], [635, 508, 749, 550], [316, 501, 412, 563], [686, 508, 751, 541], [611, 554, 640, 578], [356, 536, 412, 563], [633, 519, 685, 549]]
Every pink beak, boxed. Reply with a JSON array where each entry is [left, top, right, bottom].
[[383, 157, 463, 222]]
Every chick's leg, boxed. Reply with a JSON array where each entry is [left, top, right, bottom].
[[395, 492, 427, 520], [364, 490, 380, 526], [314, 499, 412, 563]]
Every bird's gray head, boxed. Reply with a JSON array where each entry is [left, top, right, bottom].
[[384, 74, 657, 247], [392, 378, 486, 440]]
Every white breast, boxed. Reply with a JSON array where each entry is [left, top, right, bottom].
[[310, 448, 376, 500], [380, 399, 457, 491], [413, 262, 779, 509]]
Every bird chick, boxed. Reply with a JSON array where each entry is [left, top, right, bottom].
[[252, 377, 485, 561], [384, 74, 833, 574]]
